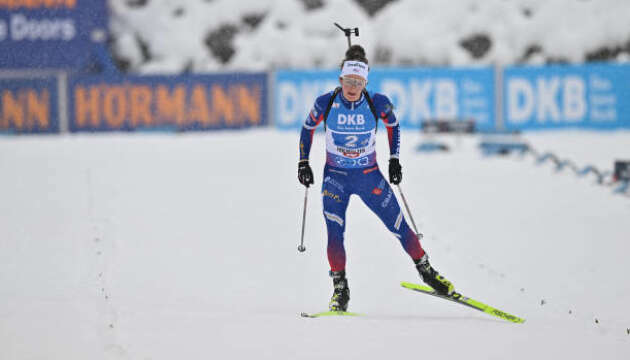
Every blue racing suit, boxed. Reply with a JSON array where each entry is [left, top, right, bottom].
[[299, 89, 425, 272]]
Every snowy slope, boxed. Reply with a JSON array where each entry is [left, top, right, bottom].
[[109, 0, 630, 73], [0, 130, 629, 359]]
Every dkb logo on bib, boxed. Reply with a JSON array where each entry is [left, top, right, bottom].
[[337, 114, 365, 125]]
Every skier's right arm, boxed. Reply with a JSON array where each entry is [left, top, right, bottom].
[[298, 93, 331, 187]]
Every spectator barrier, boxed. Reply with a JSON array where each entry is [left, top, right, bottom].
[[0, 75, 60, 134], [503, 63, 630, 131], [274, 67, 495, 132], [68, 73, 268, 132], [2, 63, 630, 134], [0, 0, 110, 71]]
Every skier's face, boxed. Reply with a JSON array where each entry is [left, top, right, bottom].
[[340, 75, 366, 101]]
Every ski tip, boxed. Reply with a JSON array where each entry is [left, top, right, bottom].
[[400, 281, 422, 287], [400, 281, 414, 289], [401, 281, 435, 292], [501, 316, 526, 324]]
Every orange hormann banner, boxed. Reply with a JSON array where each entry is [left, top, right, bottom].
[[0, 77, 58, 133], [0, 0, 76, 9], [69, 73, 268, 132]]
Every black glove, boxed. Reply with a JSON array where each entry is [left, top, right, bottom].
[[389, 158, 402, 184], [298, 161, 314, 187]]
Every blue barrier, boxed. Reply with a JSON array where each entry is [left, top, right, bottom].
[[0, 0, 109, 70], [503, 63, 630, 131], [480, 141, 622, 190], [1, 63, 630, 135], [0, 77, 59, 134], [416, 141, 450, 152], [275, 67, 495, 131], [574, 166, 610, 184], [68, 73, 268, 132], [535, 153, 592, 175], [479, 141, 528, 156]]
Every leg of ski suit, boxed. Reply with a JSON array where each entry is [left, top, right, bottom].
[[322, 165, 425, 272], [321, 167, 351, 272]]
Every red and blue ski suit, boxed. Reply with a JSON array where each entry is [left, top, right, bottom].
[[299, 89, 425, 272]]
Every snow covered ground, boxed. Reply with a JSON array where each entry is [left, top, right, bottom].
[[1, 129, 629, 359]]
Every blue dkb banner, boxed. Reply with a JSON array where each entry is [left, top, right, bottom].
[[503, 63, 630, 130], [0, 0, 108, 69], [275, 67, 495, 131]]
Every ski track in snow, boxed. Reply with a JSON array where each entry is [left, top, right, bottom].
[[0, 130, 629, 359]]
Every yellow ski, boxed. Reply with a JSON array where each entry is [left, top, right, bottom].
[[401, 282, 525, 324], [300, 311, 362, 318]]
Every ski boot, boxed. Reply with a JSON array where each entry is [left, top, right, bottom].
[[415, 254, 454, 296], [328, 270, 350, 312]]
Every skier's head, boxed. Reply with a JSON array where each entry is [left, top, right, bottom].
[[339, 45, 368, 101]]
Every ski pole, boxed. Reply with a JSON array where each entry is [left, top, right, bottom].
[[396, 184, 422, 239], [298, 186, 308, 252]]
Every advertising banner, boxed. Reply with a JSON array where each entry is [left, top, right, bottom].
[[503, 63, 630, 130], [68, 73, 268, 132], [275, 67, 495, 131], [0, 76, 59, 133], [0, 0, 108, 69]]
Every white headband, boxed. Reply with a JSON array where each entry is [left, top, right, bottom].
[[340, 60, 368, 81]]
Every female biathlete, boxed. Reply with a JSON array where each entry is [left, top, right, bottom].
[[297, 45, 455, 312]]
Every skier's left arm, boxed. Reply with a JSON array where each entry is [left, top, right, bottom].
[[373, 93, 400, 159], [373, 93, 402, 184]]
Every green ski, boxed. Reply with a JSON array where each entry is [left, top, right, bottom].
[[300, 311, 362, 318], [401, 281, 525, 324]]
